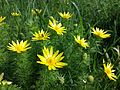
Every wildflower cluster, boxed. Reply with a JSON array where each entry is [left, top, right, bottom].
[[0, 3, 118, 90], [6, 10, 116, 78], [7, 11, 72, 70]]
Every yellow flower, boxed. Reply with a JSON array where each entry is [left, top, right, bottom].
[[103, 61, 117, 81], [48, 16, 66, 35], [58, 12, 72, 19], [7, 40, 31, 53], [32, 29, 50, 41], [0, 16, 6, 23], [11, 12, 21, 16], [0, 73, 12, 85], [32, 9, 42, 15], [74, 35, 89, 48], [37, 46, 68, 70], [92, 27, 111, 38]]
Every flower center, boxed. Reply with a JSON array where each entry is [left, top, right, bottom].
[[63, 15, 69, 19], [16, 46, 22, 53], [97, 32, 104, 36], [38, 34, 44, 39], [54, 25, 59, 31], [46, 58, 56, 66], [105, 68, 111, 74]]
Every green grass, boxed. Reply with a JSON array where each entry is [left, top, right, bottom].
[[0, 0, 120, 90]]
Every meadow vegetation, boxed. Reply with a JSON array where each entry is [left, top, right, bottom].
[[0, 0, 120, 90]]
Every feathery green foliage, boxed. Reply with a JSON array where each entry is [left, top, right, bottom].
[[0, 0, 120, 90]]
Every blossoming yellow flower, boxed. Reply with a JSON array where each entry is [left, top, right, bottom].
[[103, 60, 117, 81], [48, 16, 66, 35], [58, 12, 72, 19], [0, 16, 6, 23], [92, 27, 111, 38], [11, 12, 21, 16], [7, 40, 31, 53], [37, 46, 68, 70], [32, 9, 42, 15], [74, 35, 89, 48], [32, 29, 50, 41]]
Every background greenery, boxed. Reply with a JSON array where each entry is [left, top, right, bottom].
[[0, 0, 120, 90]]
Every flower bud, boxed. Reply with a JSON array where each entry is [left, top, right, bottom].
[[87, 75, 94, 83]]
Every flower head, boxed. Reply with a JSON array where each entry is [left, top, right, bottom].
[[48, 16, 66, 35], [74, 35, 89, 48], [7, 40, 31, 53], [32, 29, 50, 41], [0, 16, 6, 23], [32, 9, 42, 15], [103, 60, 117, 81], [37, 46, 68, 70], [11, 12, 21, 16], [58, 12, 72, 19], [92, 27, 111, 38]]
